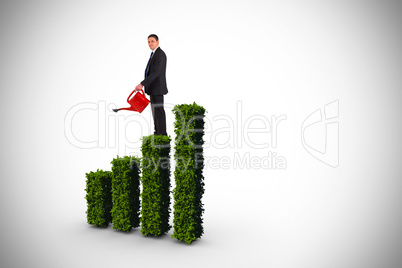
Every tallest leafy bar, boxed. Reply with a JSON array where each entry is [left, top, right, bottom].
[[172, 102, 206, 244]]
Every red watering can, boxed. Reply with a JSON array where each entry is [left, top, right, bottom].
[[113, 89, 150, 113]]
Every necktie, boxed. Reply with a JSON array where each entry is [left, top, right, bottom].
[[145, 51, 154, 78]]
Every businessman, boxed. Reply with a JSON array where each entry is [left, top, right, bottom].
[[135, 34, 168, 136]]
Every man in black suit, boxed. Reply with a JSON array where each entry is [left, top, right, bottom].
[[135, 34, 168, 136]]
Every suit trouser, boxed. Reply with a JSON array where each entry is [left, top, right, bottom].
[[150, 95, 167, 135]]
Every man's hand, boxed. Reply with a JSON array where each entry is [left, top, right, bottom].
[[135, 84, 143, 92]]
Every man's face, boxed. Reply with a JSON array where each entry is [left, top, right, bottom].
[[148, 37, 159, 50]]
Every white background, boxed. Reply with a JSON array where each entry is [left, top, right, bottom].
[[1, 1, 401, 267]]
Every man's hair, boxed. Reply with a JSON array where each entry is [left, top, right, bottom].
[[148, 34, 159, 41]]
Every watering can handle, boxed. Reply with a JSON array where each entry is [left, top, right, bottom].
[[127, 89, 145, 102]]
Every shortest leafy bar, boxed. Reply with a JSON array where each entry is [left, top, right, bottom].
[[85, 169, 113, 227], [111, 156, 141, 232]]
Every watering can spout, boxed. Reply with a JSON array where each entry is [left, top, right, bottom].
[[114, 107, 138, 112]]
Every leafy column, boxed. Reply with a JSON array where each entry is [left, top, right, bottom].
[[172, 103, 206, 244], [140, 135, 172, 236], [111, 156, 141, 232], [85, 169, 113, 227]]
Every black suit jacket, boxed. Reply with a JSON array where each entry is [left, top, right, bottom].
[[141, 47, 168, 95]]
